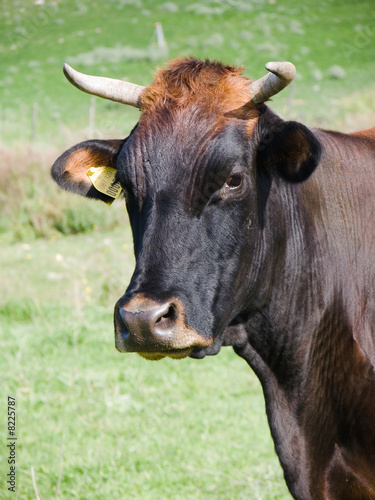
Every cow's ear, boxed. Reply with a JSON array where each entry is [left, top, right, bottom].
[[257, 121, 322, 183], [51, 139, 124, 202]]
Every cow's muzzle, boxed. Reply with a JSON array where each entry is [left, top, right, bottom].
[[114, 294, 212, 360]]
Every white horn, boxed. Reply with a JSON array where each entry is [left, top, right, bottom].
[[249, 61, 296, 104], [63, 63, 145, 108]]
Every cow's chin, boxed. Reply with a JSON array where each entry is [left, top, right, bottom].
[[137, 348, 193, 361]]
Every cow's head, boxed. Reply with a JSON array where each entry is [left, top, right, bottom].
[[52, 58, 321, 360]]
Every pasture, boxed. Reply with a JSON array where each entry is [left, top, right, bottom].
[[1, 0, 375, 498]]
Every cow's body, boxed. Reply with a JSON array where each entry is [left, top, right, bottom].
[[52, 59, 375, 499]]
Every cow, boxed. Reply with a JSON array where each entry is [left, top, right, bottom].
[[51, 57, 375, 500]]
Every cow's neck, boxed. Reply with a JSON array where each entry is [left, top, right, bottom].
[[234, 296, 375, 499]]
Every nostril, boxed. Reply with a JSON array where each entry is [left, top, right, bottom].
[[118, 308, 130, 338], [156, 305, 177, 323], [154, 304, 178, 333]]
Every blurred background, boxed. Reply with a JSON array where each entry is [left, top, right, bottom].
[[1, 0, 374, 498]]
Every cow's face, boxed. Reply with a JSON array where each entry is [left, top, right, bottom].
[[52, 59, 321, 360]]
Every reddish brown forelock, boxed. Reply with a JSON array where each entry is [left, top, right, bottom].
[[140, 58, 256, 115]]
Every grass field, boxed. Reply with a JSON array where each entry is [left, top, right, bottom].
[[1, 0, 375, 498]]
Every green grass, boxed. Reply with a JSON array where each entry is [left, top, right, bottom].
[[0, 227, 290, 499]]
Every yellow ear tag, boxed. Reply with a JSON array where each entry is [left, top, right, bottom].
[[87, 166, 122, 205]]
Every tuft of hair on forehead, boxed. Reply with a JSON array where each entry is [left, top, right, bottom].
[[140, 58, 255, 115]]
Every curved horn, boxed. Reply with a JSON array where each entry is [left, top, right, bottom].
[[249, 61, 296, 104], [63, 63, 145, 108]]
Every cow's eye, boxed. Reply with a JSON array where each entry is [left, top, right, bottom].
[[225, 173, 242, 189]]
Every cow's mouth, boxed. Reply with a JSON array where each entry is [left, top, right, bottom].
[[137, 348, 194, 361]]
